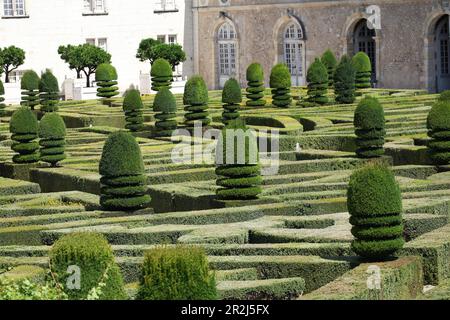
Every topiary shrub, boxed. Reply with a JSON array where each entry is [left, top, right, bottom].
[[122, 89, 144, 132], [222, 78, 242, 125], [427, 100, 450, 165], [348, 165, 404, 260], [153, 87, 177, 137], [95, 63, 119, 106], [352, 52, 372, 89], [0, 80, 5, 117], [246, 63, 266, 107], [39, 69, 59, 112], [49, 232, 127, 300], [306, 58, 329, 105], [334, 55, 356, 104], [20, 70, 40, 110], [270, 64, 292, 108], [136, 245, 217, 300], [150, 58, 172, 92], [215, 119, 262, 200], [354, 96, 385, 158], [438, 90, 450, 102], [9, 107, 39, 164], [321, 49, 337, 88], [38, 113, 66, 167], [99, 131, 151, 211], [183, 75, 211, 129]]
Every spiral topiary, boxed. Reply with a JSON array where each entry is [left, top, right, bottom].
[[246, 63, 266, 107], [427, 100, 450, 165], [39, 69, 59, 112], [270, 64, 292, 108], [352, 52, 372, 89], [123, 89, 144, 132], [348, 165, 404, 260], [0, 80, 5, 117], [321, 49, 337, 88], [354, 96, 385, 158], [9, 107, 39, 164], [151, 58, 172, 92], [95, 63, 119, 106], [49, 232, 127, 300], [153, 87, 178, 137], [222, 78, 242, 125], [99, 131, 151, 211], [20, 70, 40, 110], [38, 113, 66, 167], [306, 58, 329, 105], [215, 120, 262, 200], [334, 55, 356, 104], [183, 75, 211, 129]]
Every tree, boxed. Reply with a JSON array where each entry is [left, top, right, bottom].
[[136, 38, 186, 69], [58, 44, 111, 87], [321, 49, 337, 88], [183, 75, 211, 129], [153, 88, 178, 137], [427, 99, 450, 165], [0, 46, 26, 83], [95, 63, 119, 106], [246, 63, 266, 107], [9, 107, 39, 164], [123, 89, 145, 132], [334, 55, 356, 104], [305, 58, 329, 106], [222, 78, 242, 125], [39, 69, 59, 112], [270, 64, 292, 108], [38, 113, 66, 166]]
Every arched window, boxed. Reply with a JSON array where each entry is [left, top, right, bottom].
[[353, 20, 376, 80], [435, 15, 450, 92], [217, 22, 237, 88], [283, 22, 305, 86]]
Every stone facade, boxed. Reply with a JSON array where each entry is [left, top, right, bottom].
[[193, 0, 450, 92]]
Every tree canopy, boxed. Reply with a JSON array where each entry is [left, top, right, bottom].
[[0, 46, 26, 83], [136, 38, 186, 69]]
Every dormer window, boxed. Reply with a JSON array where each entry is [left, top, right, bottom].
[[154, 0, 178, 13], [83, 0, 107, 15]]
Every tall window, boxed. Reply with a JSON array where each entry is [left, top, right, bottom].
[[283, 22, 305, 86], [86, 38, 108, 52], [83, 0, 106, 13], [354, 20, 376, 78], [3, 0, 26, 17], [155, 0, 177, 12], [168, 35, 177, 45], [217, 22, 237, 87]]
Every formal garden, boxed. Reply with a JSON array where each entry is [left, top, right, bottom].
[[0, 49, 450, 300]]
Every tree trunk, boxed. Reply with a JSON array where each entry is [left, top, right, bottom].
[[77, 70, 81, 79], [5, 72, 9, 83], [86, 75, 91, 88]]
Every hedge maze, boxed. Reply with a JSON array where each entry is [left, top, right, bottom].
[[1, 77, 450, 300]]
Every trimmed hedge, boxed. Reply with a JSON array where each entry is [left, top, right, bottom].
[[99, 131, 151, 211], [153, 87, 177, 137], [215, 120, 262, 200], [427, 101, 450, 165], [334, 55, 356, 104], [352, 52, 372, 89], [20, 70, 40, 110], [39, 69, 59, 112], [49, 232, 126, 300], [0, 80, 5, 116], [354, 96, 385, 158], [9, 107, 39, 164], [38, 113, 66, 166], [136, 245, 217, 300], [270, 64, 292, 108], [95, 63, 119, 105], [222, 78, 242, 125], [122, 89, 144, 132], [348, 165, 404, 260], [306, 58, 329, 105], [321, 49, 337, 88], [246, 63, 266, 107], [151, 58, 172, 92], [183, 75, 210, 129]]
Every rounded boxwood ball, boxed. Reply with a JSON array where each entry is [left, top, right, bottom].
[[10, 107, 38, 134], [123, 89, 144, 112], [39, 113, 66, 139], [183, 75, 208, 106], [427, 101, 450, 132], [96, 63, 118, 82], [153, 87, 177, 113], [246, 63, 264, 83], [21, 70, 40, 90], [222, 78, 242, 105], [354, 96, 385, 129], [270, 64, 291, 89], [151, 58, 172, 78]]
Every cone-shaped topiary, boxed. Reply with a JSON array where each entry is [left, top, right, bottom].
[[334, 55, 356, 104], [348, 165, 404, 260], [9, 107, 39, 164], [123, 89, 144, 132], [306, 58, 329, 105], [137, 245, 217, 300], [20, 70, 40, 110], [99, 131, 151, 211], [0, 80, 5, 117], [427, 100, 450, 165], [38, 113, 66, 166], [183, 75, 211, 129], [321, 49, 337, 88], [222, 78, 242, 125], [151, 58, 172, 92], [215, 119, 262, 200], [270, 64, 292, 108], [354, 96, 385, 158], [49, 232, 127, 300], [153, 88, 178, 137], [39, 69, 59, 112], [246, 63, 266, 107], [95, 63, 119, 106], [352, 52, 372, 89]]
